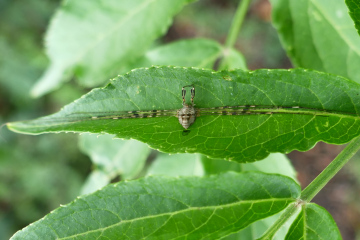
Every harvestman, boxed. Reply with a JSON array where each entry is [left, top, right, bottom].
[[88, 85, 277, 129], [176, 85, 277, 129]]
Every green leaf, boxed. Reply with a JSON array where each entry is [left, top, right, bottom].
[[271, 0, 360, 83], [10, 172, 300, 240], [146, 153, 297, 239], [218, 48, 248, 71], [285, 203, 341, 240], [201, 156, 243, 175], [7, 67, 360, 162], [31, 0, 193, 97], [227, 48, 248, 70], [209, 153, 297, 239], [345, 0, 360, 36], [132, 38, 229, 70], [79, 133, 150, 181]]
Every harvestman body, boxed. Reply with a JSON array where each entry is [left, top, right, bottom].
[[176, 85, 275, 129], [177, 85, 197, 129]]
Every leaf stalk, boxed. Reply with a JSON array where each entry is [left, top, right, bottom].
[[224, 0, 251, 50], [218, 0, 251, 70], [257, 202, 300, 240], [300, 136, 360, 202], [259, 136, 360, 238]]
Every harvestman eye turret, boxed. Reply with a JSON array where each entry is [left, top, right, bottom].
[[176, 85, 197, 129]]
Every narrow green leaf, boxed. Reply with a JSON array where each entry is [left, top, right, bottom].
[[271, 0, 360, 83], [345, 0, 360, 36], [285, 203, 341, 239], [32, 0, 194, 97], [8, 67, 360, 162], [11, 172, 300, 240]]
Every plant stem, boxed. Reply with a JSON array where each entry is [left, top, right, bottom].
[[259, 136, 360, 239], [224, 0, 251, 50], [218, 0, 251, 70], [301, 136, 360, 202]]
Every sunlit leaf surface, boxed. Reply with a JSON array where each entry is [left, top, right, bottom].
[[11, 172, 300, 240], [8, 67, 360, 162]]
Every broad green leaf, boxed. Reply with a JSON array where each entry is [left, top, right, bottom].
[[147, 152, 298, 239], [79, 133, 150, 180], [32, 0, 194, 97], [147, 153, 204, 176], [346, 0, 360, 36], [271, 0, 360, 83], [120, 38, 246, 76], [7, 67, 360, 162], [285, 203, 341, 239], [212, 153, 297, 239], [10, 172, 300, 240], [132, 38, 235, 71]]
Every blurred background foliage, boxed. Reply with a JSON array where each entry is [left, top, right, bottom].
[[0, 0, 360, 239]]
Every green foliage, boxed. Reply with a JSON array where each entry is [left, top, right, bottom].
[[11, 172, 300, 239], [130, 38, 247, 71], [346, 0, 360, 36], [4, 0, 360, 239], [79, 134, 150, 194], [32, 0, 195, 97], [8, 67, 360, 162], [285, 204, 341, 239], [271, 0, 360, 83]]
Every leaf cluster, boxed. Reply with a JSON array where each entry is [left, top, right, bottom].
[[6, 0, 360, 239]]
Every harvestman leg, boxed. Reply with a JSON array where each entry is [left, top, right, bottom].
[[182, 85, 195, 106]]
